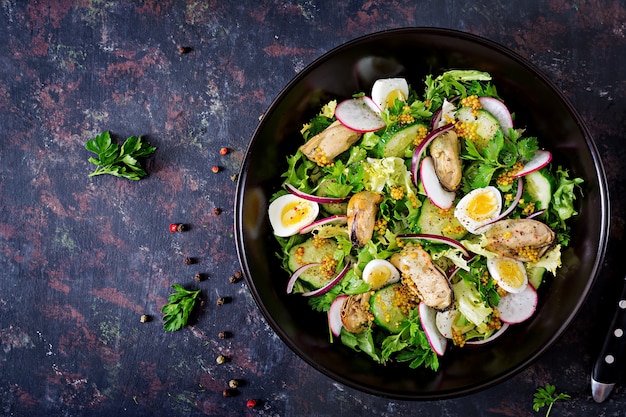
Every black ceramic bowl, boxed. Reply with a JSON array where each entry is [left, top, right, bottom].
[[235, 28, 609, 399]]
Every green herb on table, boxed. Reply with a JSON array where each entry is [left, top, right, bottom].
[[533, 384, 571, 417], [85, 131, 156, 180], [161, 284, 201, 332]]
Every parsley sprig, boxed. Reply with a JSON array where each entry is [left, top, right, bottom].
[[533, 384, 571, 417], [85, 131, 156, 180], [161, 284, 201, 332]]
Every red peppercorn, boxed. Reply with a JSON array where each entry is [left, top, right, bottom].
[[246, 399, 258, 408], [169, 223, 179, 233], [211, 166, 220, 173], [219, 147, 229, 155]]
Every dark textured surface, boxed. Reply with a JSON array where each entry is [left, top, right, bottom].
[[1, 1, 626, 416]]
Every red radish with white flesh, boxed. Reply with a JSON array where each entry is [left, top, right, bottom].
[[513, 150, 552, 177], [328, 295, 347, 337], [396, 233, 470, 258], [301, 261, 352, 297], [435, 309, 457, 339], [410, 123, 454, 184], [285, 183, 349, 204], [497, 284, 538, 324], [478, 97, 513, 134], [420, 156, 455, 209], [286, 263, 321, 294], [299, 215, 347, 234], [334, 97, 386, 133], [419, 302, 447, 356], [466, 324, 510, 345]]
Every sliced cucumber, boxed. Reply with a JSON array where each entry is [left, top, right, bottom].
[[379, 122, 428, 158], [417, 197, 467, 240], [525, 169, 553, 210], [287, 237, 339, 289], [316, 179, 349, 215], [455, 107, 500, 150], [527, 266, 546, 289], [370, 284, 408, 333]]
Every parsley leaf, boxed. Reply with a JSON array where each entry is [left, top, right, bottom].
[[161, 284, 201, 332], [85, 131, 156, 180], [533, 384, 570, 417]]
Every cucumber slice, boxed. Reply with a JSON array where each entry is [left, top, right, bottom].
[[455, 107, 500, 150], [525, 169, 553, 210], [527, 266, 546, 289], [370, 284, 408, 333], [379, 122, 428, 158], [287, 237, 339, 289], [417, 197, 467, 240]]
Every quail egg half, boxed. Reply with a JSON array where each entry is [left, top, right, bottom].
[[371, 78, 409, 111], [487, 257, 528, 293], [362, 259, 400, 290], [268, 194, 319, 237], [454, 186, 502, 234]]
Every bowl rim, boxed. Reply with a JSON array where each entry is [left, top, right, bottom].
[[234, 27, 610, 399]]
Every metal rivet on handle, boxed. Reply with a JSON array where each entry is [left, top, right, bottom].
[[605, 355, 615, 364]]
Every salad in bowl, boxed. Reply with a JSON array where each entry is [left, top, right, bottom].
[[267, 69, 583, 371]]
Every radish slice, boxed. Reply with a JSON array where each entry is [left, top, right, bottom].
[[435, 309, 457, 339], [334, 97, 386, 133], [396, 233, 469, 258], [287, 263, 321, 294], [285, 183, 349, 204], [301, 262, 351, 297], [299, 215, 348, 234], [478, 97, 513, 134], [410, 123, 454, 184], [513, 150, 552, 177], [466, 324, 510, 345], [420, 156, 455, 209], [497, 284, 538, 324], [328, 295, 347, 337], [419, 303, 447, 356]]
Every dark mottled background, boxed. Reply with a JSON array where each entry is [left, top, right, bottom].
[[1, 1, 626, 416]]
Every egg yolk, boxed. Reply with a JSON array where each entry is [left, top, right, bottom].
[[494, 259, 525, 289], [367, 266, 392, 288], [466, 192, 498, 221], [280, 201, 311, 227], [384, 89, 406, 108]]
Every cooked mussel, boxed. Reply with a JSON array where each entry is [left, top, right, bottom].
[[485, 219, 556, 262], [340, 292, 374, 334], [347, 191, 383, 248], [430, 130, 462, 191]]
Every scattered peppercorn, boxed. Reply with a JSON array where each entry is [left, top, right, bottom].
[[216, 296, 231, 306], [216, 354, 230, 364], [213, 207, 221, 216], [169, 223, 179, 233], [234, 270, 242, 280], [211, 165, 220, 173], [140, 314, 151, 323], [228, 379, 240, 389], [230, 174, 238, 182], [178, 46, 192, 54], [218, 331, 231, 339], [194, 273, 204, 282], [246, 399, 258, 408], [219, 147, 229, 155], [184, 257, 195, 265], [228, 275, 239, 284], [222, 389, 234, 397]]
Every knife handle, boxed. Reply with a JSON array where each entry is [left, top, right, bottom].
[[592, 276, 626, 384]]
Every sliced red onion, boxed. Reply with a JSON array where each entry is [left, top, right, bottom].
[[476, 177, 523, 232], [328, 295, 347, 337], [397, 233, 469, 258], [302, 261, 352, 297], [410, 123, 454, 185], [285, 183, 349, 204], [430, 108, 442, 130], [526, 208, 546, 219], [299, 215, 348, 234], [286, 263, 321, 294], [513, 150, 552, 178]]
